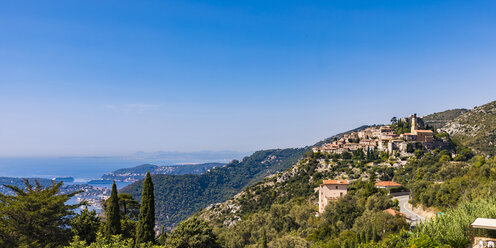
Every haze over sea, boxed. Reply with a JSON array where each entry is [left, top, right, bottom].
[[0, 151, 248, 180]]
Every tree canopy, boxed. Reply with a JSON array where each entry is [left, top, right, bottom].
[[0, 179, 81, 248]]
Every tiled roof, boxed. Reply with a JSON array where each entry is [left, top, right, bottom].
[[383, 208, 410, 219], [322, 179, 349, 185], [375, 181, 402, 187]]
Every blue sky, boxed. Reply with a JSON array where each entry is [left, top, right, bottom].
[[1, 0, 496, 156]]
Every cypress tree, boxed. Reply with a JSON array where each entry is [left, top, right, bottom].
[[365, 228, 372, 243], [136, 172, 155, 244], [372, 227, 378, 242], [105, 181, 121, 238], [359, 230, 365, 243], [158, 226, 167, 245]]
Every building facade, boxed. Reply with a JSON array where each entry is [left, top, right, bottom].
[[319, 179, 349, 213]]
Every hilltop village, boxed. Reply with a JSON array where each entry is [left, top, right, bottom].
[[316, 114, 440, 215], [313, 114, 435, 157]]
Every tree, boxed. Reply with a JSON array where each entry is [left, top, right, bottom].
[[390, 117, 397, 124], [0, 179, 81, 247], [67, 232, 134, 248], [102, 193, 140, 220], [104, 181, 121, 238], [158, 226, 167, 245], [101, 192, 139, 240], [165, 217, 220, 248], [71, 207, 101, 243], [118, 193, 140, 220], [135, 172, 156, 244]]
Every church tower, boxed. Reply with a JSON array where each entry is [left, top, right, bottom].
[[411, 113, 418, 134]]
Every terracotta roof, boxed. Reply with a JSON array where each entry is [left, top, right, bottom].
[[322, 179, 349, 185], [375, 181, 402, 187], [383, 208, 410, 219]]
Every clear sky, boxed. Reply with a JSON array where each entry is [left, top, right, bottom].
[[1, 0, 496, 156]]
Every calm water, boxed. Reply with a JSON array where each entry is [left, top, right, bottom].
[[0, 156, 161, 180]]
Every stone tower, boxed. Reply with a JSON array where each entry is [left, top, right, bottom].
[[411, 113, 417, 134]]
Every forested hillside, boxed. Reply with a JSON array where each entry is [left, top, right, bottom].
[[191, 143, 495, 247], [194, 149, 409, 247], [182, 101, 496, 247], [121, 148, 308, 228], [102, 162, 224, 181]]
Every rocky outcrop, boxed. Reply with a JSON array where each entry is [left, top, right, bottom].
[[440, 101, 496, 156]]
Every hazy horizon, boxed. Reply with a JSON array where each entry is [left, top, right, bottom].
[[1, 0, 496, 157]]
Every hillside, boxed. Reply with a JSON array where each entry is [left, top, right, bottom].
[[184, 104, 496, 247], [195, 149, 408, 247], [121, 148, 308, 228], [101, 162, 224, 182], [441, 101, 496, 156], [422, 108, 468, 130]]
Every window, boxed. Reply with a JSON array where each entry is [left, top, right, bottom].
[[336, 186, 338, 189]]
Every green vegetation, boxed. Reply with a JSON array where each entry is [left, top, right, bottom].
[[102, 163, 225, 181], [136, 172, 156, 244], [390, 118, 411, 134], [394, 149, 496, 210], [165, 217, 220, 248], [104, 181, 121, 238], [121, 148, 308, 228], [441, 100, 496, 156], [355, 197, 496, 248], [193, 150, 412, 247], [193, 106, 496, 247], [5, 103, 496, 248], [0, 179, 81, 247], [71, 207, 101, 243]]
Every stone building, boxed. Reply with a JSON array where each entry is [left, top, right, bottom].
[[319, 179, 349, 213], [410, 113, 434, 142]]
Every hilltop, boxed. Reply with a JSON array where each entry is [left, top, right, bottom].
[[422, 108, 468, 130], [441, 100, 496, 156], [102, 162, 224, 182]]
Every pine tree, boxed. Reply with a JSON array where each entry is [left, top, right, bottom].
[[166, 217, 219, 248], [105, 181, 121, 238], [136, 172, 155, 244], [70, 207, 100, 243], [0, 179, 81, 247]]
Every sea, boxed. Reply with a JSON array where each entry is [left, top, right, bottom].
[[0, 156, 163, 210], [0, 156, 167, 182]]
